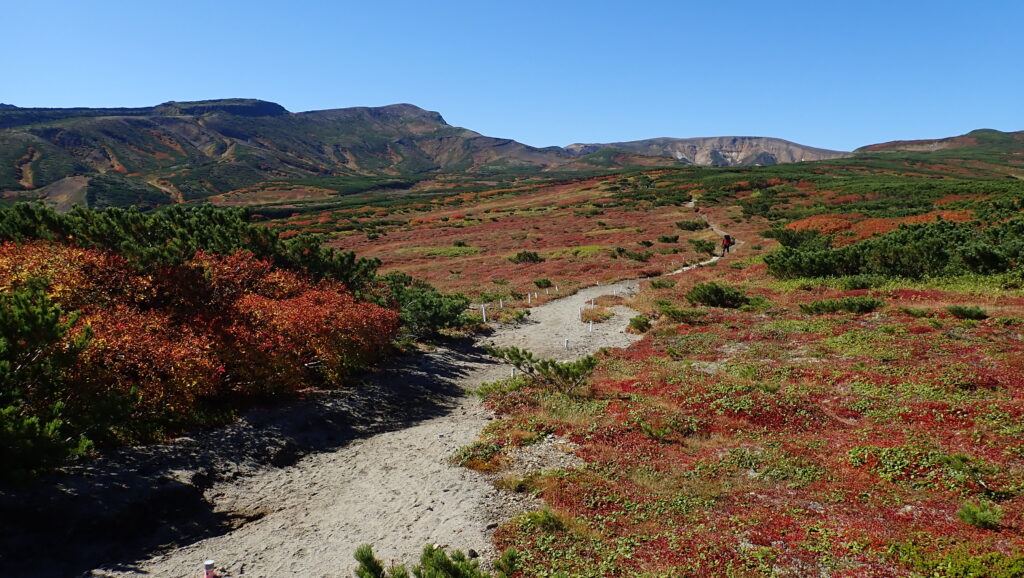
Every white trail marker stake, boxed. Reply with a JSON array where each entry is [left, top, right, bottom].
[[564, 339, 570, 350], [481, 304, 488, 323]]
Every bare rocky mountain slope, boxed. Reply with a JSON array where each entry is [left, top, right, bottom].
[[565, 136, 848, 166]]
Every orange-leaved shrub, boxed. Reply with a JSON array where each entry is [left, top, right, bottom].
[[0, 241, 400, 454]]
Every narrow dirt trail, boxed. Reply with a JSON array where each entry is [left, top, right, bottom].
[[93, 283, 650, 577], [83, 207, 735, 578]]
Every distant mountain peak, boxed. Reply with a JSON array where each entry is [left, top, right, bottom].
[[0, 99, 855, 210], [153, 99, 289, 117], [856, 128, 1024, 154], [566, 136, 848, 166]]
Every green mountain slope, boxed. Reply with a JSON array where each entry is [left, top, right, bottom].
[[0, 99, 856, 210], [0, 99, 576, 208]]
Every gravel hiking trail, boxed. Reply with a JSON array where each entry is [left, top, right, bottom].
[[80, 280, 657, 577], [2, 210, 729, 578]]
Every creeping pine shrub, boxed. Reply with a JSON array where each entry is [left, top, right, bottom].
[[688, 238, 717, 256], [382, 273, 470, 336], [658, 305, 708, 324], [525, 508, 566, 532], [676, 220, 708, 231], [484, 346, 598, 396], [658, 235, 679, 243], [508, 251, 544, 264], [947, 305, 989, 320], [899, 306, 932, 318], [957, 500, 1002, 529], [800, 296, 885, 315], [533, 278, 553, 289], [685, 282, 750, 308], [628, 315, 651, 333], [650, 279, 675, 289], [355, 544, 520, 578], [0, 282, 96, 482]]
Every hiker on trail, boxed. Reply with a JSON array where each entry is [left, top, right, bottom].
[[721, 234, 733, 255]]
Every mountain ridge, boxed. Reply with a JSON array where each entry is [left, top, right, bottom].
[[566, 136, 848, 166], [10, 99, 1008, 211]]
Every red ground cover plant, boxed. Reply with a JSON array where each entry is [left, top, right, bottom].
[[316, 177, 711, 298], [786, 210, 976, 246], [474, 255, 1024, 575]]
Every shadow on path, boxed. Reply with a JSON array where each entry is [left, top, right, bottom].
[[0, 341, 498, 578]]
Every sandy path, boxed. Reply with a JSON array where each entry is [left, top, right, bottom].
[[89, 281, 646, 577]]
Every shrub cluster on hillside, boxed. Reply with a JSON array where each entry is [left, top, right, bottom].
[[765, 218, 1024, 279], [0, 203, 468, 480]]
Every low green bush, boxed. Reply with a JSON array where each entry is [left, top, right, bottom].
[[899, 306, 932, 318], [685, 282, 750, 308], [484, 346, 598, 396], [836, 274, 888, 290], [947, 305, 988, 320], [383, 273, 471, 336], [0, 282, 96, 482], [533, 278, 553, 289], [688, 239, 717, 256], [628, 315, 651, 332], [658, 235, 679, 243], [508, 251, 544, 264], [525, 508, 566, 532], [800, 297, 885, 315], [355, 544, 520, 578], [650, 279, 676, 289], [658, 305, 708, 324], [676, 220, 708, 231], [957, 500, 1002, 529]]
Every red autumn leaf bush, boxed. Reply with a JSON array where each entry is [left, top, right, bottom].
[[72, 306, 223, 431], [0, 240, 401, 446]]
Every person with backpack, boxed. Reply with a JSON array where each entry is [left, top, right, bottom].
[[721, 234, 734, 255]]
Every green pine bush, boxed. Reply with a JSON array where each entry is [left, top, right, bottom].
[[947, 305, 988, 320], [685, 282, 750, 308], [354, 544, 519, 578], [957, 500, 1002, 529], [800, 297, 885, 315]]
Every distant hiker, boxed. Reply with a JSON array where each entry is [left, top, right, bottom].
[[721, 234, 733, 255]]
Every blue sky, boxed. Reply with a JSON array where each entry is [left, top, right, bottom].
[[4, 0, 1021, 151]]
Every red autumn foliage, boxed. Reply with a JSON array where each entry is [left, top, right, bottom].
[[0, 241, 400, 439]]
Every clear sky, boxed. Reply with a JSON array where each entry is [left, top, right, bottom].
[[4, 0, 1021, 151]]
